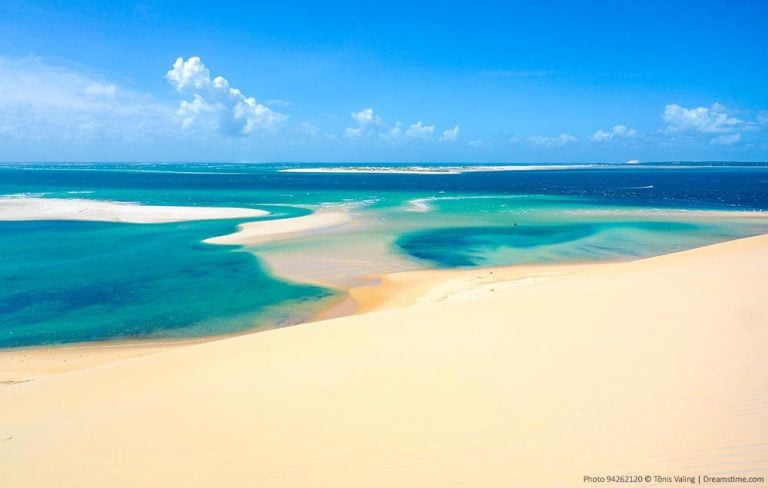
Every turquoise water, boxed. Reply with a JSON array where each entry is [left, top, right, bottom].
[[0, 219, 333, 347], [1, 163, 767, 347]]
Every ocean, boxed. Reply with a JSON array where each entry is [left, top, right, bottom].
[[1, 162, 767, 347]]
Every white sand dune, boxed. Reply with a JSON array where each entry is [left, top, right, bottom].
[[204, 210, 353, 245], [1, 235, 767, 487], [0, 197, 268, 223]]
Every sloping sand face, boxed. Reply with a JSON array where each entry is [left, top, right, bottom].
[[0, 197, 268, 223], [204, 210, 353, 245], [1, 235, 767, 486]]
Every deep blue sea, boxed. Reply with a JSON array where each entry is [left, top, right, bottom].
[[1, 162, 767, 347]]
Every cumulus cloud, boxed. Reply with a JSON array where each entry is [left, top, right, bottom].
[[710, 133, 742, 145], [345, 108, 455, 143], [166, 56, 284, 136], [663, 103, 742, 133], [405, 121, 435, 138], [351, 107, 382, 126], [591, 124, 637, 142], [166, 57, 211, 91], [440, 125, 461, 141], [345, 107, 384, 138], [524, 133, 578, 147]]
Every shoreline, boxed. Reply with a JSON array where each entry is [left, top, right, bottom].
[[0, 258, 608, 382], [0, 233, 759, 382], [203, 209, 354, 245], [0, 290, 355, 383], [2, 233, 766, 486], [2, 198, 767, 383]]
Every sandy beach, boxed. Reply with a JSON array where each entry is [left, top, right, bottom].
[[204, 210, 354, 245], [1, 234, 767, 486], [0, 197, 268, 223], [3, 1, 767, 485]]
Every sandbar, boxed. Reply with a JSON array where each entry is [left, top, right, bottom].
[[204, 210, 353, 245], [0, 197, 268, 223]]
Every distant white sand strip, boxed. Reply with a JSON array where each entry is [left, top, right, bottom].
[[279, 164, 607, 174], [204, 210, 352, 245], [280, 167, 462, 174], [0, 197, 268, 223]]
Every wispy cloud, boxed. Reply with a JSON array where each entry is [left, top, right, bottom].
[[0, 56, 171, 142], [440, 125, 461, 142], [591, 124, 637, 142], [513, 133, 578, 147], [710, 133, 741, 145]]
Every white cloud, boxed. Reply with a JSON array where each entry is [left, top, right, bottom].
[[440, 125, 461, 141], [166, 56, 212, 91], [345, 107, 384, 138], [379, 122, 403, 141], [710, 133, 742, 145], [84, 82, 118, 98], [663, 103, 742, 133], [345, 109, 449, 143], [166, 56, 284, 136], [405, 121, 435, 138], [344, 127, 364, 138], [351, 107, 381, 126], [177, 95, 215, 130], [467, 139, 492, 149], [526, 133, 578, 147], [591, 124, 637, 142], [0, 56, 171, 142]]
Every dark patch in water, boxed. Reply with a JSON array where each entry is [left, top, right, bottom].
[[0, 219, 335, 347], [396, 221, 701, 267]]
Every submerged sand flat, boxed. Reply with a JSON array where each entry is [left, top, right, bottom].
[[204, 210, 353, 245], [0, 197, 268, 223], [1, 235, 767, 486]]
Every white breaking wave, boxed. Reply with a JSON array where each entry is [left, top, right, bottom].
[[406, 199, 433, 212]]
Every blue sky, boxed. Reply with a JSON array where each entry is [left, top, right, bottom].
[[1, 0, 766, 162]]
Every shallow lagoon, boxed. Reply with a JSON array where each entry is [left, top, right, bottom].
[[1, 163, 767, 347]]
